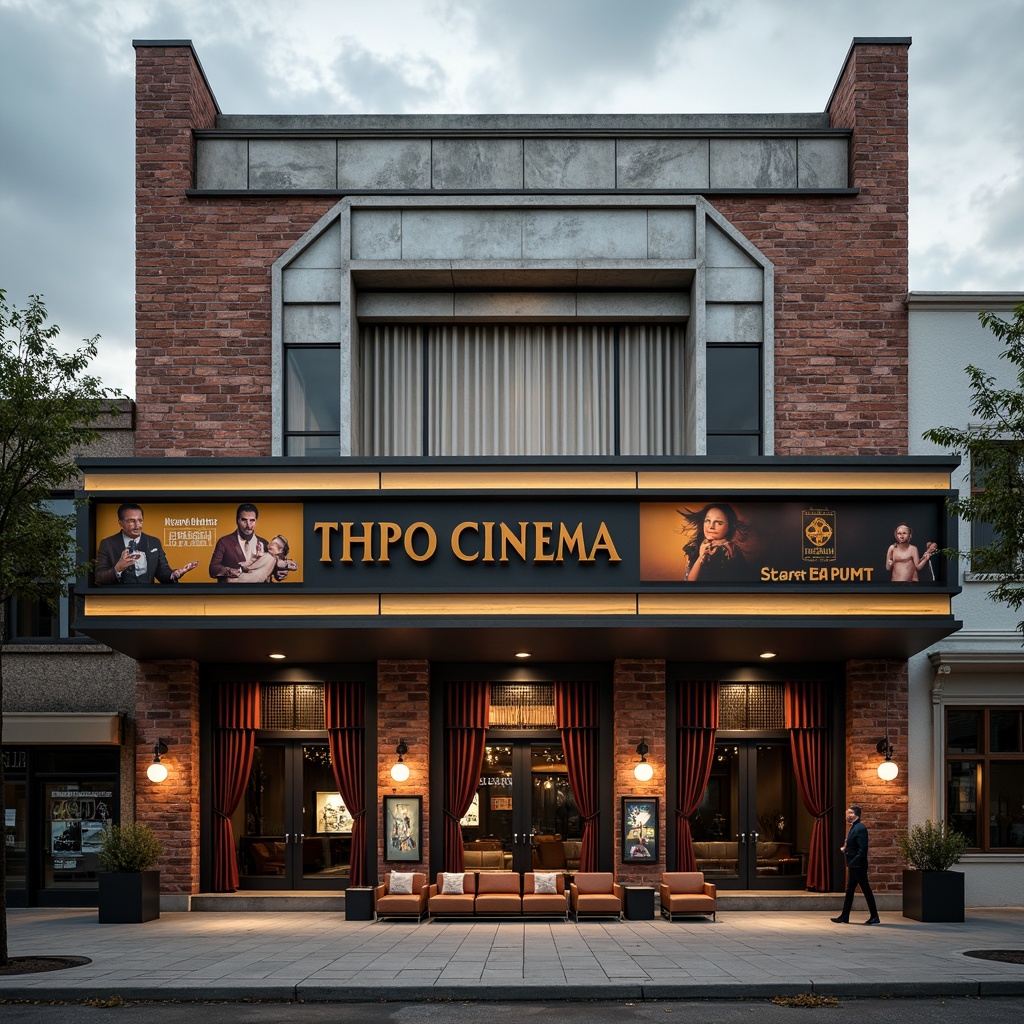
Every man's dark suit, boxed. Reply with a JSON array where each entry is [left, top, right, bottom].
[[95, 532, 177, 585], [837, 817, 879, 921], [209, 532, 270, 581]]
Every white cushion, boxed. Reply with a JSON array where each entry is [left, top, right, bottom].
[[442, 872, 464, 895], [534, 872, 558, 894], [389, 872, 414, 894]]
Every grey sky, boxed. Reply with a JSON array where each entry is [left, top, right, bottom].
[[1, 0, 1022, 397]]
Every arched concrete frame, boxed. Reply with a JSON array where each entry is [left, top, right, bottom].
[[271, 195, 774, 457]]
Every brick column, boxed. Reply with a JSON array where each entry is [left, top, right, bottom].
[[376, 660, 430, 880], [613, 659, 666, 885], [135, 659, 200, 898], [845, 659, 908, 893]]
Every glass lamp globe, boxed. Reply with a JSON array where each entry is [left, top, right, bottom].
[[147, 760, 169, 783], [390, 760, 410, 783], [634, 759, 654, 782], [877, 759, 899, 781]]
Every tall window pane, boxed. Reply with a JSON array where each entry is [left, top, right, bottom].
[[285, 347, 340, 454]]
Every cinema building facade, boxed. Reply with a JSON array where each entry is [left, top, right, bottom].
[[22, 35, 1024, 911]]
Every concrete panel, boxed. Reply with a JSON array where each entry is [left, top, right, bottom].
[[524, 139, 616, 189], [432, 139, 524, 189], [357, 292, 455, 319], [706, 222, 759, 268], [289, 222, 341, 269], [523, 209, 647, 259], [705, 267, 764, 303], [706, 302, 764, 343], [710, 138, 797, 189], [798, 137, 849, 188], [196, 138, 248, 190], [401, 209, 524, 260], [282, 269, 341, 304], [249, 139, 337, 190], [282, 303, 341, 344], [452, 268, 580, 288], [351, 209, 402, 260], [617, 139, 709, 189], [454, 292, 577, 319], [338, 138, 431, 189], [648, 208, 697, 259], [577, 291, 689, 319]]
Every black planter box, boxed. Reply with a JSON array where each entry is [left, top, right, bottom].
[[345, 886, 376, 921], [98, 871, 161, 923], [901, 869, 964, 922], [621, 884, 655, 920]]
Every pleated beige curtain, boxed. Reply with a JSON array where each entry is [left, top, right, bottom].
[[359, 323, 684, 457]]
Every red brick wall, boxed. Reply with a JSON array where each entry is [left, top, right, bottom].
[[376, 660, 430, 881], [844, 659, 908, 893], [135, 40, 909, 460], [134, 659, 200, 895], [613, 660, 667, 884]]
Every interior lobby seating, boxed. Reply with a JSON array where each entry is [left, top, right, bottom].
[[659, 871, 717, 921], [692, 841, 802, 877]]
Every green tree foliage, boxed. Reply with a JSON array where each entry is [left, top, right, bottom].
[[923, 303, 1024, 637], [0, 289, 121, 964]]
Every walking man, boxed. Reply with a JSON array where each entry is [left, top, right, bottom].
[[831, 804, 880, 925]]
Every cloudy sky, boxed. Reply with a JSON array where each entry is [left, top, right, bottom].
[[1, 0, 1022, 397]]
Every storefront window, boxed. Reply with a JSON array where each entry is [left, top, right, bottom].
[[44, 782, 115, 890], [945, 707, 1024, 851]]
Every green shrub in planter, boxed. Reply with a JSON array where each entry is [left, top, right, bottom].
[[897, 819, 968, 872], [98, 823, 163, 873]]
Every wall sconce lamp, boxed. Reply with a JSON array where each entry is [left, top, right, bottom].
[[876, 681, 899, 781], [147, 739, 169, 783], [634, 738, 654, 782], [390, 739, 410, 782]]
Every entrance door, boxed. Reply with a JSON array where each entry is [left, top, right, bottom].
[[237, 741, 350, 890], [693, 740, 809, 890], [462, 740, 581, 874]]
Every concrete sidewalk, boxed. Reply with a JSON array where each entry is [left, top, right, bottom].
[[1, 907, 1023, 1003]]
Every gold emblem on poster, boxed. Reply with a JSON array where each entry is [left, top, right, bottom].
[[802, 509, 836, 562]]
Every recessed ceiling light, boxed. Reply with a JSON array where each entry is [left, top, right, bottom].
[[269, 652, 286, 660], [759, 651, 777, 659], [514, 651, 532, 659]]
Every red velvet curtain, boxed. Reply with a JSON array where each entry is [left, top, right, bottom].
[[443, 681, 490, 872], [785, 680, 832, 891], [555, 681, 600, 872], [325, 681, 366, 887], [213, 681, 260, 892], [675, 680, 719, 871]]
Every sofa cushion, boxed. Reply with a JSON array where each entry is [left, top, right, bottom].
[[534, 872, 558, 894], [477, 872, 520, 894], [441, 872, 465, 895], [662, 872, 705, 895], [574, 872, 615, 894], [389, 872, 414, 894]]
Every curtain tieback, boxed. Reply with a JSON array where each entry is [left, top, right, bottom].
[[814, 808, 833, 820], [581, 811, 599, 824], [213, 809, 231, 820]]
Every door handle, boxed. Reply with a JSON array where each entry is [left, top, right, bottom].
[[750, 831, 760, 842], [285, 832, 291, 843], [513, 832, 519, 844], [296, 832, 304, 845], [737, 832, 746, 844]]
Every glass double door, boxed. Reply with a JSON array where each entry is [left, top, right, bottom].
[[693, 739, 810, 889], [463, 739, 581, 874], [237, 740, 351, 890]]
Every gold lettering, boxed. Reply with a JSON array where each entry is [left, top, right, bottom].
[[482, 522, 495, 563], [313, 521, 338, 563], [557, 523, 588, 562], [588, 522, 621, 563], [340, 522, 375, 563], [499, 522, 529, 563], [533, 522, 554, 562], [404, 522, 437, 562], [378, 522, 402, 563], [452, 522, 479, 563]]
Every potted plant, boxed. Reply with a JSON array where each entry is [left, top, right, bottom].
[[898, 819, 969, 922], [97, 822, 164, 923]]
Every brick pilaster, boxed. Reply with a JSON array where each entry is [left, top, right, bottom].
[[844, 659, 908, 893], [613, 659, 667, 884], [134, 659, 200, 895]]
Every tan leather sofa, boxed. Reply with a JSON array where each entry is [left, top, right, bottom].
[[522, 872, 568, 919], [427, 872, 477, 917], [692, 841, 801, 876], [660, 871, 717, 921], [374, 872, 429, 921], [570, 872, 622, 921], [474, 872, 523, 915]]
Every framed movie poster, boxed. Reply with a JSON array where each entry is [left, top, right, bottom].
[[383, 795, 422, 862], [315, 792, 353, 834], [622, 797, 658, 863]]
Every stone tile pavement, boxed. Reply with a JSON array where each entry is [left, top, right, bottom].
[[1, 907, 1022, 1002]]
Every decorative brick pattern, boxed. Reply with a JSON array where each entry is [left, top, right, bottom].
[[134, 659, 200, 895], [376, 660, 430, 878], [844, 659, 908, 893], [613, 660, 667, 885]]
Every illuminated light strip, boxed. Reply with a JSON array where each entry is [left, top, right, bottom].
[[637, 470, 952, 491], [82, 472, 382, 492], [83, 592, 951, 620], [83, 594, 380, 617], [638, 593, 951, 616], [379, 471, 639, 491]]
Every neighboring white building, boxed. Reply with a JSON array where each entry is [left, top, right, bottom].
[[908, 292, 1024, 907]]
